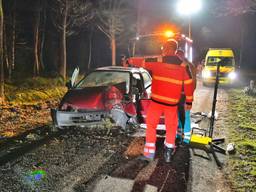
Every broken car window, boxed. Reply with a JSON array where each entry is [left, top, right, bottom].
[[76, 71, 130, 93]]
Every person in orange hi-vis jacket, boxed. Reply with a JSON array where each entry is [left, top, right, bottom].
[[176, 49, 196, 144], [142, 39, 194, 163]]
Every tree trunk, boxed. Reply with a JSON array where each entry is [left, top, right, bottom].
[[39, 0, 46, 71], [239, 16, 244, 68], [33, 10, 40, 76], [10, 0, 16, 78], [111, 37, 116, 66], [3, 21, 9, 78], [0, 0, 4, 102], [60, 2, 67, 80], [87, 27, 93, 70]]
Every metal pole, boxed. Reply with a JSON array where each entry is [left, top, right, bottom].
[[188, 15, 191, 39], [209, 61, 220, 138]]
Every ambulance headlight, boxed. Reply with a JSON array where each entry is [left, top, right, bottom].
[[228, 72, 236, 79], [202, 70, 211, 78]]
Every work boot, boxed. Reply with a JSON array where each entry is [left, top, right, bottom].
[[164, 147, 176, 163], [137, 155, 154, 162]]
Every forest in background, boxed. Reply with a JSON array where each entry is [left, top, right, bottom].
[[0, 0, 256, 102]]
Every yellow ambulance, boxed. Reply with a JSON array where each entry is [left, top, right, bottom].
[[202, 48, 236, 85]]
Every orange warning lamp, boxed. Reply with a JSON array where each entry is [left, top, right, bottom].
[[164, 31, 174, 38]]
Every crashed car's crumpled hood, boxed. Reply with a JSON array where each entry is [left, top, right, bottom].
[[60, 86, 108, 110]]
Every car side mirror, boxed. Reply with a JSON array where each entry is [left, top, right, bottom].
[[66, 80, 72, 89], [71, 67, 79, 87]]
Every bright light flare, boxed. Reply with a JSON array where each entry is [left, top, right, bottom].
[[177, 0, 202, 15], [228, 72, 237, 80], [164, 30, 174, 38], [202, 70, 211, 79]]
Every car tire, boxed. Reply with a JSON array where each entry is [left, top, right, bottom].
[[50, 125, 59, 132]]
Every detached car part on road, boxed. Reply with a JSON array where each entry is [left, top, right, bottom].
[[51, 66, 153, 131]]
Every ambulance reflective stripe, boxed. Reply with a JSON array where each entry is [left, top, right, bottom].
[[151, 93, 179, 103], [153, 75, 183, 85]]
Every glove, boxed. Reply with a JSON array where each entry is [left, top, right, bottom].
[[185, 103, 192, 110]]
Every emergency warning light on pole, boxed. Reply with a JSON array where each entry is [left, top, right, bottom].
[[164, 30, 175, 38]]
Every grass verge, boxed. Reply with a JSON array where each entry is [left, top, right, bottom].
[[4, 77, 67, 105], [226, 89, 256, 192]]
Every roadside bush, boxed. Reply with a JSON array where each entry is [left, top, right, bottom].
[[4, 77, 66, 104]]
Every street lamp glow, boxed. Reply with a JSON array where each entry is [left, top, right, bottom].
[[177, 0, 202, 15]]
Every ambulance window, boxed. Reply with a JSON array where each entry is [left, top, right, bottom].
[[207, 57, 233, 66]]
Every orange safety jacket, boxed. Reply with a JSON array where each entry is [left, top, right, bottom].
[[143, 56, 194, 106]]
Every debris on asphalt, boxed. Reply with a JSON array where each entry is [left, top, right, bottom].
[[226, 143, 236, 154], [26, 133, 39, 141]]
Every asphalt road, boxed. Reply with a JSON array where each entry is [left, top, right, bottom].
[[0, 79, 233, 192], [83, 79, 233, 192], [188, 79, 232, 192]]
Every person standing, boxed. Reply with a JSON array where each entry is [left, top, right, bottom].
[[176, 49, 196, 143], [143, 40, 194, 162]]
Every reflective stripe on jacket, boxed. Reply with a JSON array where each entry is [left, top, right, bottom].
[[144, 56, 194, 105]]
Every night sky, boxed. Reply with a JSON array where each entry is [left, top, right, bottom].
[[138, 0, 256, 69]]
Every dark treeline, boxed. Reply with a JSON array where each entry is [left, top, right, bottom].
[[1, 0, 136, 82]]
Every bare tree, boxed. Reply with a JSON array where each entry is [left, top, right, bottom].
[[97, 0, 128, 66], [10, 0, 15, 79], [3, 0, 16, 80], [51, 0, 93, 80], [33, 0, 41, 76], [0, 0, 4, 102], [212, 0, 256, 17]]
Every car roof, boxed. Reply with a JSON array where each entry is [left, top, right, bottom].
[[96, 66, 148, 74]]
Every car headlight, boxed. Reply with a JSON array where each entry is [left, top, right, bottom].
[[202, 70, 211, 78], [60, 103, 78, 111], [228, 72, 236, 80]]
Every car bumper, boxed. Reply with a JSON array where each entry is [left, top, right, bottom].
[[51, 109, 109, 127], [202, 77, 234, 84]]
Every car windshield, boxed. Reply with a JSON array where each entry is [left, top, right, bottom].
[[76, 71, 130, 93], [207, 57, 234, 66]]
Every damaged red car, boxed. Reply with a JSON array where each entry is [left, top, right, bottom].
[[51, 66, 153, 131]]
